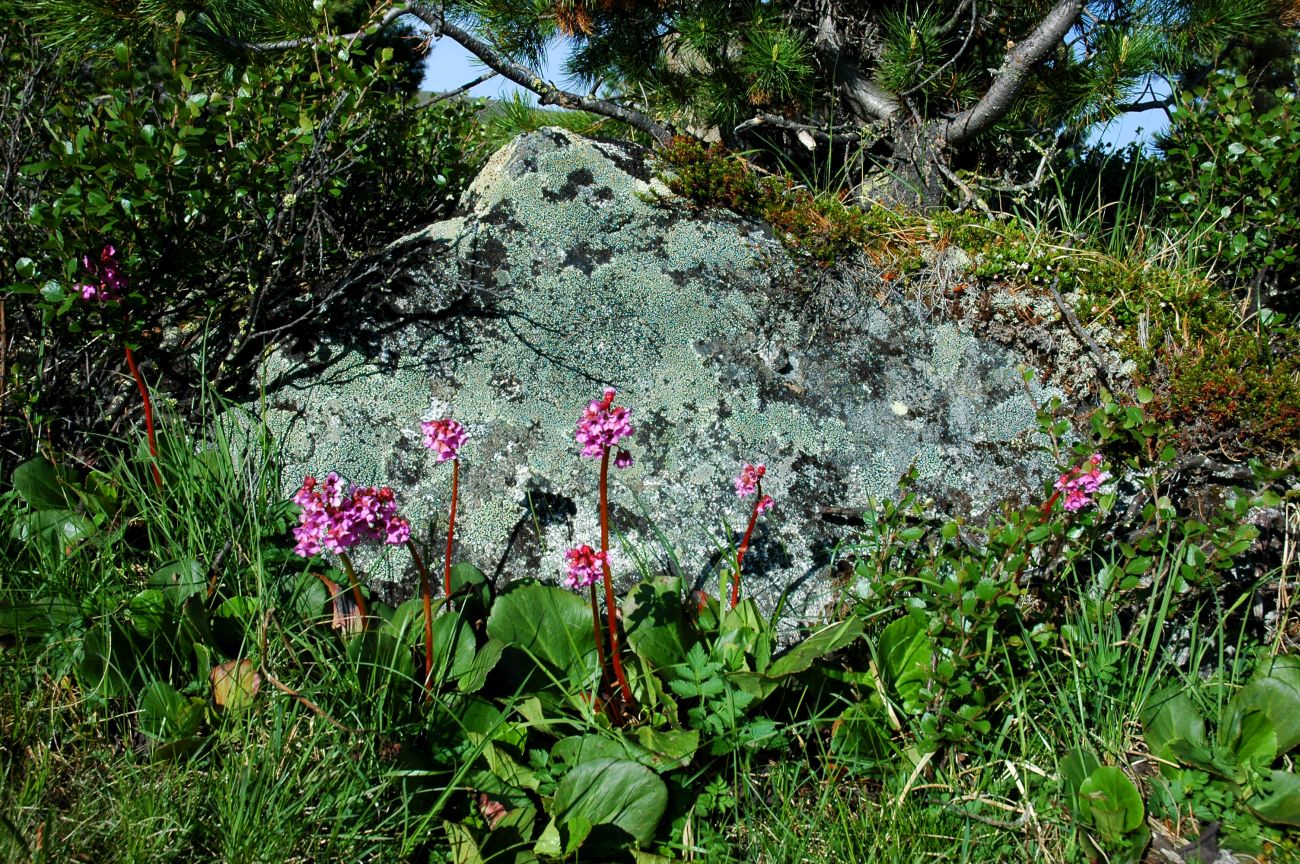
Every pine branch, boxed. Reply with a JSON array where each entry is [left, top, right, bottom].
[[190, 1, 676, 145], [407, 5, 674, 145]]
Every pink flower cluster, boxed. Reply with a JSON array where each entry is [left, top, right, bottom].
[[575, 387, 633, 459], [735, 463, 774, 512], [421, 417, 467, 462], [76, 245, 127, 302], [562, 544, 607, 590], [292, 473, 411, 557], [1055, 454, 1110, 512]]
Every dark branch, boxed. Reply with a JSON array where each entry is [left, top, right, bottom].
[[405, 4, 674, 145], [424, 70, 498, 105], [1116, 96, 1174, 112], [938, 0, 1082, 146], [734, 112, 879, 144]]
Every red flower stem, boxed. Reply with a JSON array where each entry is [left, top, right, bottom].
[[406, 540, 435, 695], [123, 344, 162, 487], [443, 458, 459, 610], [589, 582, 610, 694], [337, 551, 368, 629], [599, 448, 635, 709], [731, 478, 762, 609], [1040, 489, 1060, 518]]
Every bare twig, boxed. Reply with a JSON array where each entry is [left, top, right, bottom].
[[1046, 275, 1113, 388], [423, 70, 498, 105], [262, 668, 364, 734]]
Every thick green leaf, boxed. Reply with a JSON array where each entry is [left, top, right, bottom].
[[459, 638, 505, 693], [553, 735, 630, 767], [830, 702, 895, 764], [877, 616, 932, 713], [150, 559, 206, 605], [444, 821, 485, 864], [1141, 686, 1207, 769], [127, 589, 168, 637], [138, 680, 203, 741], [479, 805, 540, 864], [427, 611, 477, 685], [767, 617, 863, 678], [1229, 708, 1278, 768], [9, 509, 97, 551], [633, 728, 700, 770], [77, 623, 134, 698], [1250, 770, 1300, 826], [623, 577, 692, 671], [12, 456, 74, 510], [1061, 748, 1102, 797], [1077, 766, 1144, 840], [714, 599, 771, 673], [1224, 657, 1300, 756], [0, 595, 79, 639], [551, 758, 668, 848], [486, 584, 599, 683]]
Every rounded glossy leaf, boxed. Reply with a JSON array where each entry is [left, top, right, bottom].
[[552, 758, 668, 847]]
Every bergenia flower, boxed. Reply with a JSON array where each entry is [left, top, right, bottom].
[[614, 450, 634, 469], [421, 417, 467, 462], [734, 463, 766, 498], [757, 494, 774, 514], [575, 387, 633, 458], [562, 544, 606, 590], [291, 473, 410, 557]]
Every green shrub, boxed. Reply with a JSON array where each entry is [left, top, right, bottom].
[[1, 31, 486, 460], [1158, 58, 1300, 311]]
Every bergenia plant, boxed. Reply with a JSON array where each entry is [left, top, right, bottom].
[[418, 416, 467, 692], [1044, 454, 1110, 515], [77, 246, 161, 487], [292, 473, 411, 630], [731, 463, 774, 608], [574, 387, 636, 709], [564, 543, 610, 689]]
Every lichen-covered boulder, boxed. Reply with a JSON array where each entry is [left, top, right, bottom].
[[256, 127, 1065, 634]]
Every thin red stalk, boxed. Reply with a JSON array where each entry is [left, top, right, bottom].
[[443, 458, 459, 610], [731, 478, 763, 609], [407, 540, 435, 695], [337, 551, 368, 629], [599, 449, 635, 708], [123, 344, 162, 487], [589, 582, 610, 693]]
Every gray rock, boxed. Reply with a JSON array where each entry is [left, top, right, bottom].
[[253, 128, 1067, 636]]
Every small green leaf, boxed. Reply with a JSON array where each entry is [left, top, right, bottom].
[[1077, 766, 1144, 840], [210, 659, 261, 711]]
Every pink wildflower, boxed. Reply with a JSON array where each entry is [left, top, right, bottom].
[[734, 463, 766, 498], [76, 245, 127, 302], [421, 417, 467, 462], [575, 387, 633, 458], [1053, 454, 1111, 513], [614, 450, 634, 469], [562, 544, 607, 590], [757, 494, 774, 514]]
